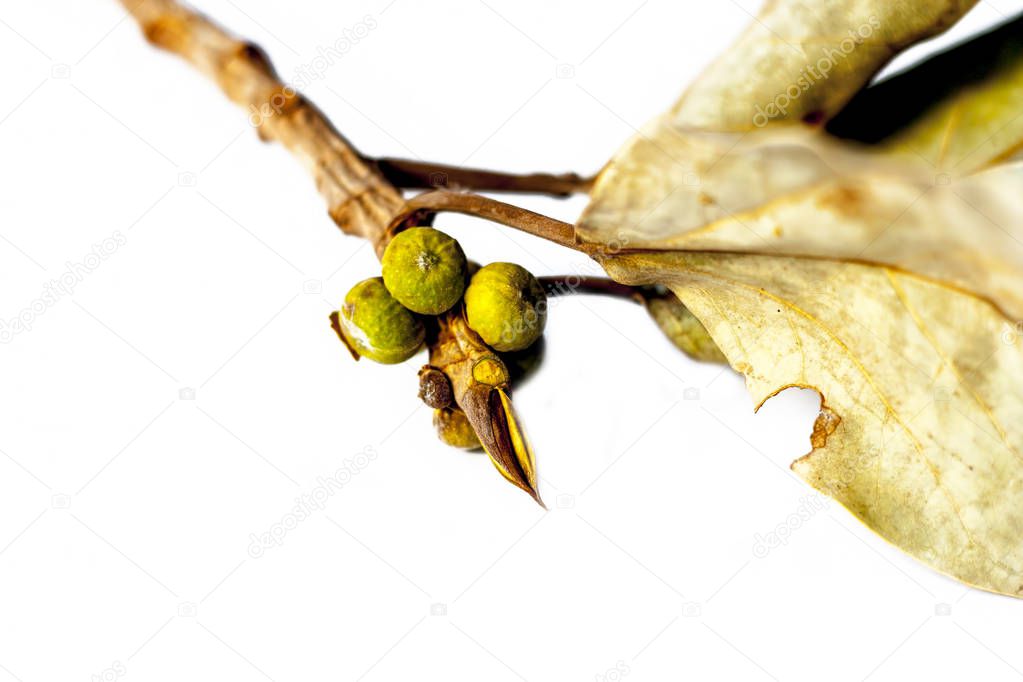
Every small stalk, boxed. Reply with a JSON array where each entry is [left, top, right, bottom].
[[386, 190, 593, 255], [374, 157, 593, 197], [538, 276, 644, 303]]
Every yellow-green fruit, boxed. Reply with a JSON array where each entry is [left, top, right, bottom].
[[464, 262, 547, 352], [434, 408, 482, 450], [382, 227, 467, 315], [338, 277, 424, 364]]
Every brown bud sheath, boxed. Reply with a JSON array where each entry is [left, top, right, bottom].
[[418, 366, 453, 409]]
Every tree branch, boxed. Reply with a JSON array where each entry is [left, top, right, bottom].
[[539, 276, 644, 302], [374, 157, 593, 197], [118, 0, 402, 246], [117, 0, 597, 507]]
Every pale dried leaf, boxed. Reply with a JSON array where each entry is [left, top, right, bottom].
[[584, 135, 1023, 595], [581, 0, 1023, 595], [584, 130, 1023, 319], [600, 246, 1023, 597], [830, 14, 1023, 171], [672, 0, 976, 130]]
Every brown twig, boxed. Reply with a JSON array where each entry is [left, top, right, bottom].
[[388, 190, 590, 254], [119, 0, 593, 264], [539, 276, 644, 302], [118, 0, 402, 245], [374, 157, 593, 197]]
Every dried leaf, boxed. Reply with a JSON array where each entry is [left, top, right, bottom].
[[670, 0, 976, 131], [580, 1, 1023, 595], [584, 135, 1023, 596], [599, 240, 1023, 596], [585, 130, 1023, 318], [829, 14, 1023, 171]]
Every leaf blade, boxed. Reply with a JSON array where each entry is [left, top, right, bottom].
[[669, 0, 977, 130], [829, 13, 1023, 171], [602, 249, 1023, 596]]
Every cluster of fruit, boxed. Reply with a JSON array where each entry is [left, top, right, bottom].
[[335, 227, 547, 445]]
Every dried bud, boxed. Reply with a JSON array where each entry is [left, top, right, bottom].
[[429, 309, 543, 506], [418, 365, 453, 408], [459, 385, 542, 506]]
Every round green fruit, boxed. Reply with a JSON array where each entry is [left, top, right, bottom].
[[338, 277, 424, 364], [382, 227, 467, 315], [464, 262, 547, 352], [434, 408, 482, 450]]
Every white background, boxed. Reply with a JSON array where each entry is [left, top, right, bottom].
[[1, 1, 1021, 680]]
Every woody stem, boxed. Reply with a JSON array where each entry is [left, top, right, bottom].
[[538, 276, 643, 302], [388, 190, 594, 255], [374, 157, 593, 197]]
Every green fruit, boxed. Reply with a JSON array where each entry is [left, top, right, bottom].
[[434, 408, 482, 450], [464, 262, 547, 352], [338, 277, 424, 364], [382, 227, 467, 315]]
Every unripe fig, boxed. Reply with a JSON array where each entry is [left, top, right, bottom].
[[337, 277, 424, 364], [434, 408, 482, 450], [382, 227, 467, 315], [464, 262, 546, 352]]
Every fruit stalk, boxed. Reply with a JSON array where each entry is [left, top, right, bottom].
[[538, 276, 644, 302], [388, 190, 589, 254], [373, 157, 593, 197]]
